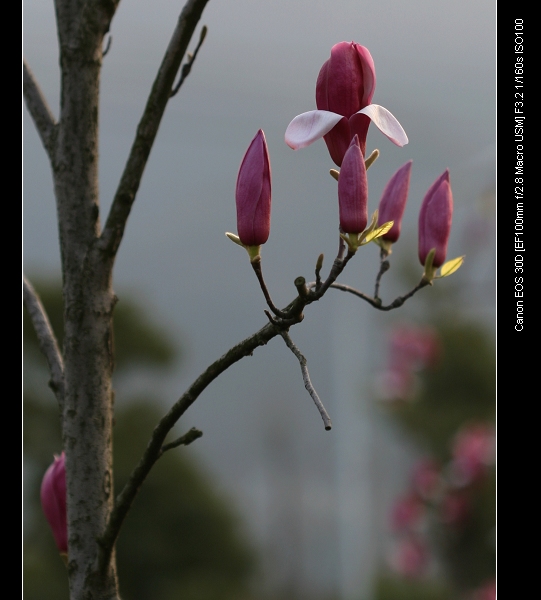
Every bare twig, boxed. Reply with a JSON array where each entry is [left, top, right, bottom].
[[99, 0, 210, 258], [312, 245, 354, 300], [329, 279, 430, 310], [374, 248, 390, 300], [102, 34, 112, 57], [170, 25, 207, 97], [315, 253, 324, 291], [251, 258, 289, 318], [294, 276, 310, 299], [161, 427, 203, 453], [23, 60, 57, 160], [278, 330, 332, 431], [100, 314, 297, 569], [23, 276, 65, 411]]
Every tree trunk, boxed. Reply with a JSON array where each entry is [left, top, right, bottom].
[[54, 1, 120, 597]]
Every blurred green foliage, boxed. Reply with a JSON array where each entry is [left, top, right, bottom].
[[23, 279, 177, 371], [375, 576, 453, 600], [23, 281, 257, 600]]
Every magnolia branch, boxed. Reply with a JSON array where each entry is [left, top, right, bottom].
[[329, 279, 430, 310], [277, 330, 332, 430], [99, 313, 300, 570], [374, 248, 390, 300], [99, 0, 210, 257], [23, 276, 65, 410], [23, 60, 57, 160], [251, 258, 289, 318], [100, 237, 424, 568]]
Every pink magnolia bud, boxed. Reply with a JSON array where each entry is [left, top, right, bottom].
[[377, 160, 412, 243], [316, 41, 376, 163], [236, 129, 272, 247], [418, 170, 453, 268], [337, 135, 368, 234], [451, 423, 495, 485], [40, 452, 68, 556]]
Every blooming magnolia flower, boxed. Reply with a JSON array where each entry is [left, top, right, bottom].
[[285, 41, 408, 165], [418, 170, 454, 269], [41, 452, 68, 556], [338, 136, 368, 233], [235, 129, 272, 248], [377, 160, 412, 243]]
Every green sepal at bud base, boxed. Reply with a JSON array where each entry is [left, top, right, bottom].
[[339, 210, 394, 253], [421, 247, 437, 283], [373, 236, 394, 255], [436, 256, 464, 278], [225, 232, 243, 247], [423, 250, 464, 283], [357, 210, 393, 247], [340, 231, 361, 253], [360, 220, 393, 246], [225, 232, 262, 263]]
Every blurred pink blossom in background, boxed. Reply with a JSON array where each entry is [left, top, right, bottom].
[[470, 579, 496, 600], [377, 325, 440, 401], [389, 536, 429, 578], [451, 423, 495, 486], [411, 458, 442, 500], [439, 491, 471, 527], [390, 493, 425, 533]]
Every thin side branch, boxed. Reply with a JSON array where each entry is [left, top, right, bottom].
[[329, 279, 430, 310], [278, 330, 332, 431], [312, 246, 354, 300], [251, 258, 289, 318], [102, 35, 112, 57], [23, 60, 57, 160], [374, 247, 390, 300], [23, 276, 65, 411], [99, 0, 210, 258], [170, 25, 207, 97], [161, 427, 203, 453], [99, 314, 297, 569]]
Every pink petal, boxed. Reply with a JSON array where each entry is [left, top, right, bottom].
[[285, 110, 344, 150], [356, 104, 408, 147]]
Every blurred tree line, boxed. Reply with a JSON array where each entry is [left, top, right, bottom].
[[23, 281, 257, 600]]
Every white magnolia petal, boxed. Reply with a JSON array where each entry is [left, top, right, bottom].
[[357, 104, 409, 147], [285, 110, 343, 149]]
